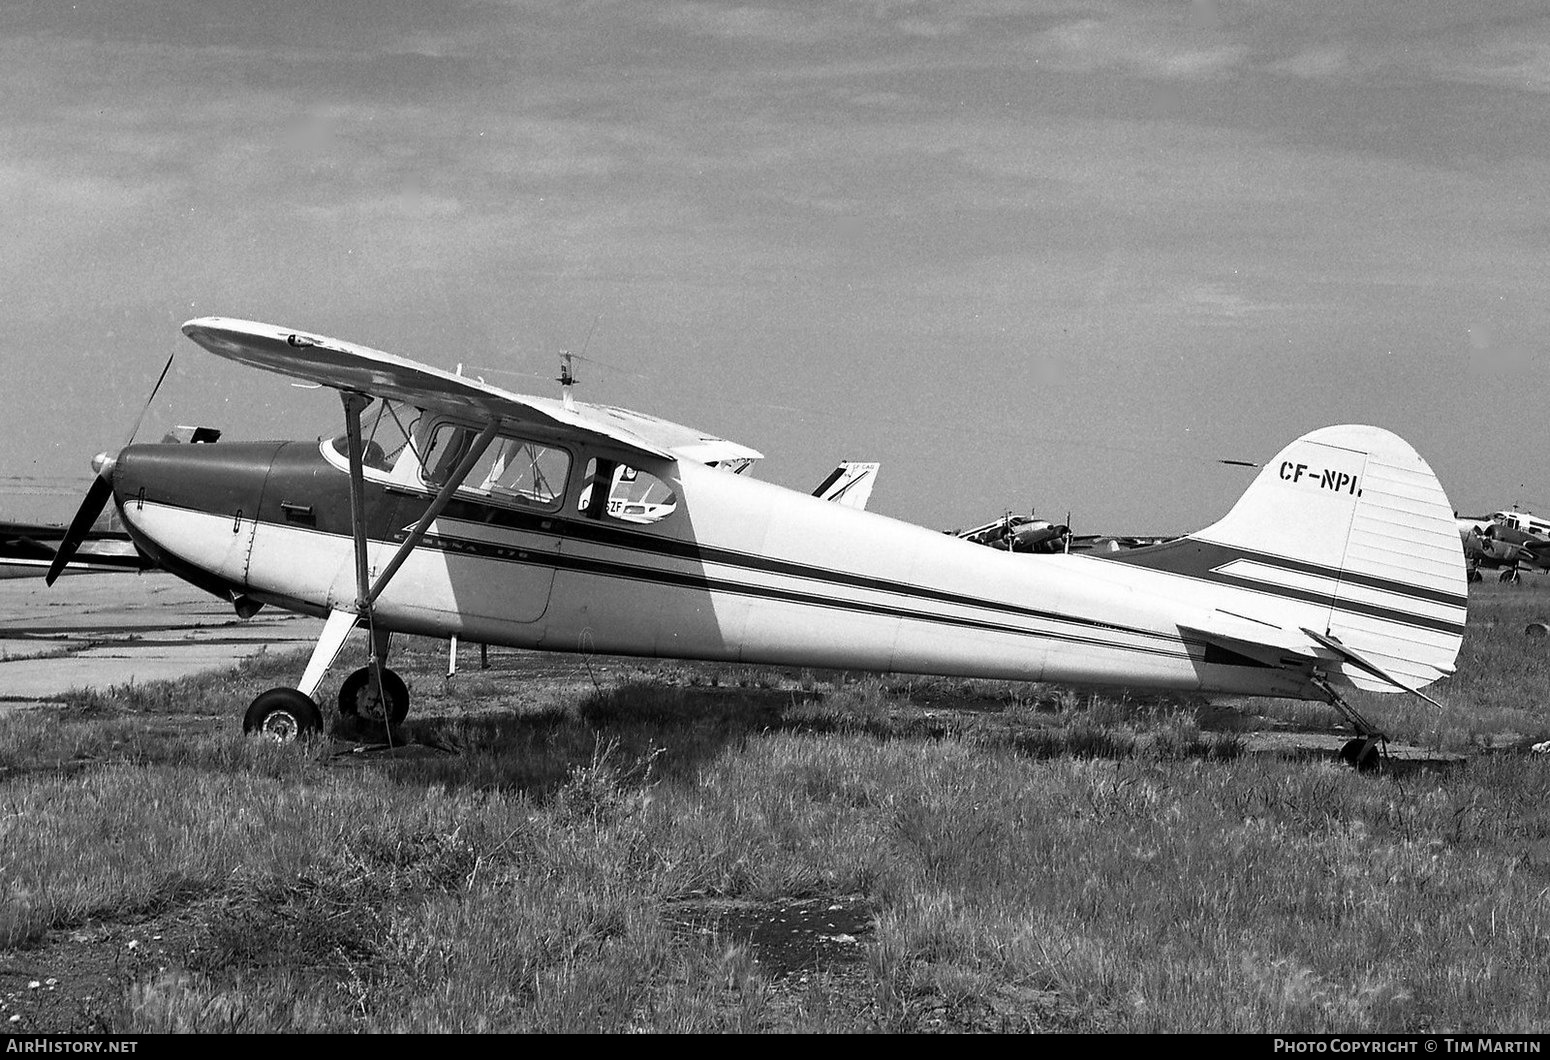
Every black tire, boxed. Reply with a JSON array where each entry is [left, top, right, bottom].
[[338, 666, 410, 725], [1338, 737, 1380, 771], [243, 687, 323, 743]]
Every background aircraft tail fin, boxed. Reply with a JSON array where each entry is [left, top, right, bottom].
[[812, 461, 879, 510], [1113, 425, 1467, 694]]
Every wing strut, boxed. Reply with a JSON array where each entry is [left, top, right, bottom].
[[293, 395, 498, 706], [339, 392, 501, 610], [366, 418, 498, 606]]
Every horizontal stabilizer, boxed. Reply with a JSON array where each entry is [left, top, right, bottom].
[[1179, 609, 1319, 670], [1300, 627, 1445, 710]]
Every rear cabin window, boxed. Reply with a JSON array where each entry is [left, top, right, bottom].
[[579, 458, 677, 524], [423, 425, 571, 511]]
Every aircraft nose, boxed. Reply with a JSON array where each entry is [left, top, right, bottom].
[[91, 450, 117, 479]]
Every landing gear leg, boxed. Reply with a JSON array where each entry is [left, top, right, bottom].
[[1313, 675, 1387, 771]]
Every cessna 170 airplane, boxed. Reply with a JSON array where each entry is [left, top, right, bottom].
[[47, 318, 1467, 769]]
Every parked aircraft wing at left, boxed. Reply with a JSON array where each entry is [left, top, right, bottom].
[[0, 521, 149, 578]]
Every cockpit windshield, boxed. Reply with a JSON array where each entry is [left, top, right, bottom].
[[328, 399, 420, 472]]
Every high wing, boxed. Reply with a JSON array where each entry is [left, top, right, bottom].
[[181, 318, 761, 467], [573, 403, 763, 468]]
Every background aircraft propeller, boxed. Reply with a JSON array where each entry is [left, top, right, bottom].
[[45, 353, 174, 585]]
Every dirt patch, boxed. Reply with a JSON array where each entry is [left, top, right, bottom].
[[0, 906, 209, 1032], [666, 894, 873, 980]]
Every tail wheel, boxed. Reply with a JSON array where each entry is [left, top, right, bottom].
[[244, 688, 323, 743], [338, 666, 410, 725]]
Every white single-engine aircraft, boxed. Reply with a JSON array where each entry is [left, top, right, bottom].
[[48, 319, 1467, 769]]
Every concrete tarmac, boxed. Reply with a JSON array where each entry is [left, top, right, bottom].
[[0, 571, 323, 707]]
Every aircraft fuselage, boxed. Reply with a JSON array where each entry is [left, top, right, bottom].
[[107, 436, 1320, 698]]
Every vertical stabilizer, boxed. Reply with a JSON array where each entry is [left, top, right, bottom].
[[1190, 425, 1467, 692], [1111, 425, 1467, 695]]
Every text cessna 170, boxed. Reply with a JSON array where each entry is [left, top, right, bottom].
[[49, 318, 1467, 769]]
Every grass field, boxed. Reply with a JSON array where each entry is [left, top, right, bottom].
[[2, 581, 1549, 1032]]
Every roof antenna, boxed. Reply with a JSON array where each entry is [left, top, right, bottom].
[[557, 313, 602, 413], [557, 352, 578, 411]]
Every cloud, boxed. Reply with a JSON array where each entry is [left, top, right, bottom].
[[1427, 32, 1550, 94], [650, 1, 855, 46], [1260, 7, 1550, 94], [1167, 280, 1282, 325], [1022, 13, 1249, 82]]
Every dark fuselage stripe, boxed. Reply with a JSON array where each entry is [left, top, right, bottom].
[[417, 530, 1198, 664], [1106, 537, 1468, 609], [1100, 539, 1465, 636], [427, 502, 1464, 638], [429, 499, 1175, 642]]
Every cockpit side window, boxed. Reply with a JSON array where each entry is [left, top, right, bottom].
[[422, 423, 571, 511], [326, 399, 419, 474], [423, 424, 475, 486]]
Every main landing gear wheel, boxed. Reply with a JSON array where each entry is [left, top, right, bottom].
[[244, 688, 323, 743], [338, 666, 410, 726], [1338, 736, 1382, 772]]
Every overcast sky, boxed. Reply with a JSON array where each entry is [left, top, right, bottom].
[[4, 1, 1549, 533]]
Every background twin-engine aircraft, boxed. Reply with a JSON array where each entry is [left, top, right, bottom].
[[1456, 510, 1550, 584], [45, 318, 1468, 769], [950, 512, 1174, 555]]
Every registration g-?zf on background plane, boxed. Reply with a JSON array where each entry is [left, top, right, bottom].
[[48, 318, 1468, 770]]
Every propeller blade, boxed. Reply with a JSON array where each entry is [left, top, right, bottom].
[[44, 353, 173, 586], [45, 474, 114, 586], [124, 353, 175, 447]]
